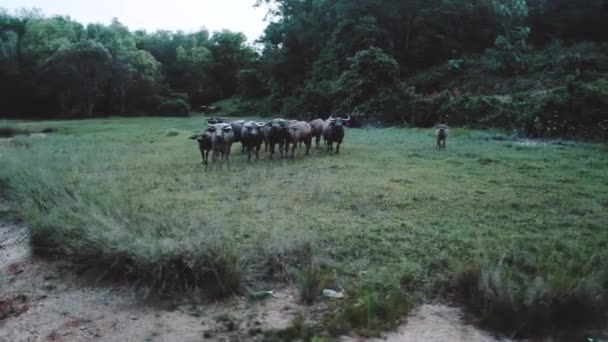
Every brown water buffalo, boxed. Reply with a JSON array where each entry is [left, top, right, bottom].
[[286, 121, 312, 158], [309, 118, 324, 147]]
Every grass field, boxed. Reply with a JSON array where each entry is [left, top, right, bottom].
[[1, 116, 608, 338]]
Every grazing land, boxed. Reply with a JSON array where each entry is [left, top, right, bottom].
[[1, 116, 607, 339]]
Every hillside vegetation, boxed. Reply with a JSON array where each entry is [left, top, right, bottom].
[[1, 1, 607, 138]]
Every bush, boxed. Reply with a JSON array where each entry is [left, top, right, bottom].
[[518, 80, 608, 139], [157, 99, 191, 117], [453, 258, 608, 338], [324, 286, 411, 337], [0, 126, 28, 138]]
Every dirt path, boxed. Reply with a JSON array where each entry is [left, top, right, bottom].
[[1, 204, 511, 342]]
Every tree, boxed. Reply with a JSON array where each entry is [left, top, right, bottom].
[[485, 0, 531, 74], [334, 47, 405, 121], [44, 40, 112, 115], [208, 30, 257, 99]]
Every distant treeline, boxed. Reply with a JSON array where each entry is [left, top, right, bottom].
[[1, 1, 607, 136]]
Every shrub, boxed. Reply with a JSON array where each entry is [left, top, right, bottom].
[[0, 153, 247, 298], [452, 258, 608, 338], [157, 99, 191, 117], [324, 286, 411, 337], [0, 126, 29, 138], [298, 256, 331, 305]]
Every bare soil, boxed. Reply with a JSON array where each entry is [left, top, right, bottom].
[[1, 203, 512, 342]]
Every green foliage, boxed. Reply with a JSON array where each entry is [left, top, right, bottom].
[[237, 69, 266, 99], [44, 40, 113, 116], [484, 0, 531, 74], [334, 47, 406, 122], [158, 99, 190, 117]]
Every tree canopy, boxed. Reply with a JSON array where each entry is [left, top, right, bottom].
[[0, 0, 606, 137]]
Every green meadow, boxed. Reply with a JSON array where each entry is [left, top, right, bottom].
[[1, 116, 607, 338]]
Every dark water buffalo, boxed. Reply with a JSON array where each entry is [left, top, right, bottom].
[[322, 114, 350, 154], [189, 130, 213, 165], [241, 121, 266, 161], [264, 119, 290, 160], [229, 120, 246, 153]]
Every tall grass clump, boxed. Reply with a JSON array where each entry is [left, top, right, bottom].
[[0, 125, 30, 138], [0, 124, 56, 138], [453, 255, 608, 338], [0, 149, 251, 297]]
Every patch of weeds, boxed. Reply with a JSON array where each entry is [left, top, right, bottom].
[[324, 286, 411, 337], [0, 126, 29, 138], [216, 313, 239, 332], [460, 152, 480, 158], [9, 136, 32, 148], [478, 157, 499, 165], [452, 258, 608, 338], [298, 249, 332, 305], [165, 129, 180, 137], [263, 315, 322, 342], [389, 178, 414, 185], [0, 125, 55, 138]]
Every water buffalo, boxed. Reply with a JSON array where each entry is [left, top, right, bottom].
[[241, 121, 266, 161], [286, 121, 313, 158], [229, 120, 246, 153], [201, 105, 220, 113], [435, 124, 449, 149], [207, 117, 227, 124], [264, 119, 290, 160], [189, 130, 212, 165], [207, 118, 245, 153], [322, 114, 350, 154], [309, 119, 324, 147], [208, 123, 235, 164]]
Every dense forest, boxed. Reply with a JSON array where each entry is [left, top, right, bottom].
[[1, 0, 607, 137]]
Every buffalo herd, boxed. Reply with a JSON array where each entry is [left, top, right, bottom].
[[189, 116, 450, 165], [189, 115, 351, 165]]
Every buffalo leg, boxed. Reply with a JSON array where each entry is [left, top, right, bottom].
[[315, 135, 321, 147], [305, 138, 311, 156], [201, 150, 207, 165], [336, 142, 341, 154]]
